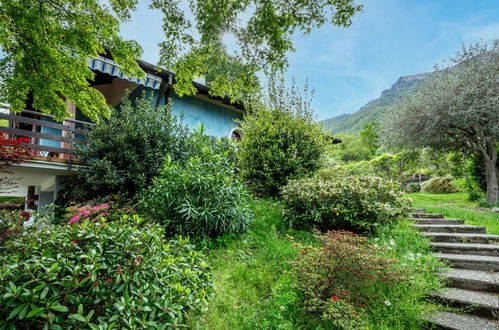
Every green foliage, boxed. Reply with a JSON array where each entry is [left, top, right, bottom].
[[152, 0, 362, 101], [383, 40, 499, 204], [61, 96, 189, 202], [359, 121, 381, 155], [328, 133, 373, 162], [281, 176, 411, 231], [0, 215, 214, 328], [0, 0, 143, 121], [141, 130, 251, 237], [421, 176, 460, 194], [238, 79, 326, 196], [0, 210, 24, 233], [291, 230, 405, 328], [407, 192, 499, 235]]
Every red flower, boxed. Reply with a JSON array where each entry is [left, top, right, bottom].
[[331, 296, 337, 301], [107, 278, 112, 285], [93, 281, 98, 287], [71, 240, 80, 244]]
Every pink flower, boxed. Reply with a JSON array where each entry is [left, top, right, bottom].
[[99, 222, 107, 227], [331, 296, 338, 301], [82, 210, 90, 216], [68, 216, 79, 225], [134, 256, 142, 265], [102, 212, 108, 216], [91, 205, 100, 211]]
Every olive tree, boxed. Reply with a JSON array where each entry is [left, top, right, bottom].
[[383, 40, 499, 204]]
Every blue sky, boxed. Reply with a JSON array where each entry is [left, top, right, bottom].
[[121, 0, 499, 120]]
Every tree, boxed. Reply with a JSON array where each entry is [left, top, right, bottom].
[[0, 0, 362, 121], [0, 0, 143, 122], [238, 78, 325, 196], [359, 121, 380, 156], [382, 40, 499, 204]]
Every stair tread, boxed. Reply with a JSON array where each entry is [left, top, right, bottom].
[[434, 253, 499, 262], [415, 225, 485, 228], [422, 233, 499, 238], [425, 311, 499, 330], [431, 242, 499, 249], [430, 287, 499, 310], [438, 268, 499, 285]]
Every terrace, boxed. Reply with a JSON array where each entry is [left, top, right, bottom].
[[0, 106, 95, 168]]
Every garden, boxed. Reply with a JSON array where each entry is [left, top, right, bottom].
[[0, 41, 497, 329]]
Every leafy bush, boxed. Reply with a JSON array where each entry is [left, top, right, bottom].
[[61, 96, 190, 202], [290, 230, 407, 328], [421, 175, 459, 194], [281, 176, 411, 231], [141, 130, 251, 237], [238, 79, 326, 196], [0, 215, 214, 328]]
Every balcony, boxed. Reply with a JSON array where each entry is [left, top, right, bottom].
[[0, 107, 95, 167]]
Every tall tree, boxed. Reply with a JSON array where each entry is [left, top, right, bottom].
[[382, 40, 499, 204], [0, 0, 362, 120], [0, 0, 143, 122]]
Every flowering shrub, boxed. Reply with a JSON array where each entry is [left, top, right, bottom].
[[290, 230, 407, 328], [141, 130, 251, 237], [0, 215, 214, 328], [66, 203, 110, 224], [281, 176, 411, 231]]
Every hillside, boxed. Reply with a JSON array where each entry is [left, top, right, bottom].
[[322, 73, 429, 134]]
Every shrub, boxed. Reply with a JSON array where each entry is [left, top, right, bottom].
[[0, 215, 214, 328], [60, 96, 190, 203], [238, 79, 326, 196], [421, 175, 459, 194], [290, 230, 407, 328], [281, 176, 411, 231], [141, 130, 251, 237]]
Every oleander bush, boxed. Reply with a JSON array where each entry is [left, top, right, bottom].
[[281, 176, 411, 231], [421, 175, 460, 194], [290, 230, 407, 329], [0, 215, 214, 328], [141, 130, 252, 237]]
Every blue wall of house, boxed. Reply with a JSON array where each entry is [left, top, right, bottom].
[[126, 86, 242, 138], [169, 93, 242, 138]]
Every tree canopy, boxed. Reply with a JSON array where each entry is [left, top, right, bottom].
[[382, 40, 499, 204], [0, 0, 362, 121]]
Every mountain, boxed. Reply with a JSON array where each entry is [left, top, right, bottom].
[[321, 73, 429, 135]]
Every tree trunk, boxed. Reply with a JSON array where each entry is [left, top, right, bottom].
[[481, 141, 498, 205]]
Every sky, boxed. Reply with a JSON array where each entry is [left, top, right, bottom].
[[121, 0, 499, 121]]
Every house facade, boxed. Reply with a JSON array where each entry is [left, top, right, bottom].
[[0, 56, 244, 210]]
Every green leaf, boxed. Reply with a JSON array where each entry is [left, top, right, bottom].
[[69, 314, 87, 322]]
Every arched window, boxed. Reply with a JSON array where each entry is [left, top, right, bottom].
[[229, 128, 244, 141]]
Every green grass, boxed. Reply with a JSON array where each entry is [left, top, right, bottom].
[[406, 192, 499, 235], [191, 198, 445, 329]]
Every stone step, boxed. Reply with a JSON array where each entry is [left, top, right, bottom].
[[430, 288, 499, 319], [431, 242, 499, 257], [422, 233, 499, 244], [413, 212, 444, 219], [415, 218, 465, 225], [425, 311, 499, 330], [413, 208, 427, 213], [414, 224, 486, 234], [434, 253, 499, 272], [438, 269, 499, 293]]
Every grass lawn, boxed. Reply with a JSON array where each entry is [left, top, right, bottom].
[[191, 198, 444, 329], [406, 192, 499, 235]]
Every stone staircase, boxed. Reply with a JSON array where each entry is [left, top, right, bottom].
[[412, 209, 499, 330]]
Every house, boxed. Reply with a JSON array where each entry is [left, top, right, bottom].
[[0, 56, 245, 211]]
